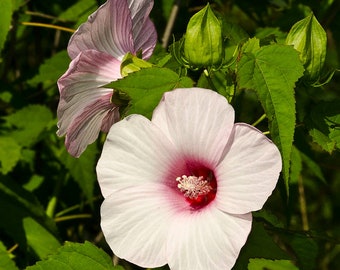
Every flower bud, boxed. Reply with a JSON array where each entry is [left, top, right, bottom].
[[285, 12, 327, 82], [183, 4, 224, 68]]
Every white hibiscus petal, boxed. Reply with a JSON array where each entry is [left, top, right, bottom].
[[167, 207, 252, 270], [101, 183, 175, 268], [68, 0, 134, 59], [216, 123, 282, 214], [96, 114, 187, 198], [152, 88, 235, 167]]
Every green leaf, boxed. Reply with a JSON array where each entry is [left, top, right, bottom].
[[0, 241, 18, 270], [305, 100, 340, 154], [27, 50, 70, 89], [0, 178, 60, 259], [283, 233, 318, 270], [109, 67, 193, 118], [289, 145, 303, 185], [0, 136, 21, 174], [58, 0, 97, 27], [23, 218, 61, 259], [248, 258, 299, 270], [2, 105, 53, 147], [233, 221, 290, 270], [26, 241, 124, 270], [237, 41, 304, 193], [0, 0, 12, 52], [59, 143, 98, 201]]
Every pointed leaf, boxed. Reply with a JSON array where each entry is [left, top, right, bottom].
[[2, 105, 53, 147], [305, 100, 340, 154], [0, 136, 21, 175], [26, 241, 124, 270], [237, 42, 304, 193], [108, 67, 193, 118], [248, 258, 299, 270], [28, 50, 70, 89], [59, 143, 98, 201], [0, 0, 12, 52], [0, 241, 18, 270], [0, 178, 60, 259]]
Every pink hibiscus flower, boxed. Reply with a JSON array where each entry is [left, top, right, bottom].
[[97, 88, 282, 270], [57, 0, 157, 157]]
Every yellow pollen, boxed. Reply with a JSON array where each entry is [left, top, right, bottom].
[[176, 175, 213, 199]]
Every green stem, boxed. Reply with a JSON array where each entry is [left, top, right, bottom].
[[55, 195, 101, 217], [252, 113, 267, 126], [22, 22, 75, 33], [54, 214, 92, 223]]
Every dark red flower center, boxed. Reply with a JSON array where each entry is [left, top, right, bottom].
[[176, 166, 217, 209]]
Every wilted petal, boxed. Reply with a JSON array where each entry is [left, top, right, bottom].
[[64, 94, 119, 157], [68, 0, 156, 60], [127, 0, 157, 58], [97, 114, 187, 198], [167, 207, 252, 270], [57, 50, 121, 157], [152, 88, 235, 167], [101, 184, 176, 268], [216, 123, 282, 214]]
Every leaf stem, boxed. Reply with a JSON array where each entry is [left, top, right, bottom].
[[162, 0, 181, 48], [7, 243, 19, 254], [21, 22, 75, 33], [298, 175, 309, 231], [54, 214, 92, 223], [55, 195, 101, 217], [252, 113, 267, 126]]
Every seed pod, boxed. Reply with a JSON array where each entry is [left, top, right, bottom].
[[183, 4, 224, 68]]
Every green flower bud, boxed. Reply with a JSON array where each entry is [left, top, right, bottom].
[[286, 12, 327, 82], [183, 3, 224, 68]]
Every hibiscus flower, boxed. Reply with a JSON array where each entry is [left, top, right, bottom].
[[97, 88, 282, 270], [57, 0, 157, 157]]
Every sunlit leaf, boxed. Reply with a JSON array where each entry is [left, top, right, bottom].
[[0, 241, 18, 270], [237, 40, 304, 193], [26, 241, 124, 270], [0, 0, 12, 53], [108, 67, 193, 118], [248, 258, 299, 270]]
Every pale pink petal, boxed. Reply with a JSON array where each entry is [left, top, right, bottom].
[[216, 123, 282, 214], [68, 0, 156, 60], [101, 184, 176, 268], [96, 114, 187, 198], [152, 88, 235, 168], [68, 0, 133, 60], [167, 207, 252, 270], [57, 50, 121, 157], [57, 49, 121, 98], [64, 94, 119, 157], [127, 0, 157, 58]]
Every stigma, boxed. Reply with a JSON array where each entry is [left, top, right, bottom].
[[176, 175, 213, 199]]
